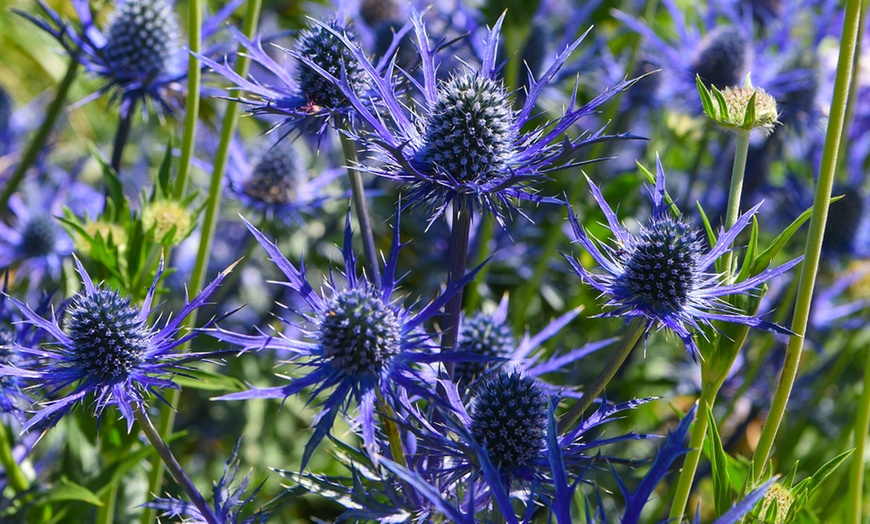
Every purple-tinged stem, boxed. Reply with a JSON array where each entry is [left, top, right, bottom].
[[441, 202, 473, 377]]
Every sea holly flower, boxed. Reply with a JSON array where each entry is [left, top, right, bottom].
[[296, 11, 639, 222], [563, 157, 801, 357], [0, 258, 235, 433], [212, 211, 481, 469], [0, 194, 73, 289], [400, 372, 654, 509], [19, 0, 244, 116], [199, 17, 396, 141], [224, 136, 343, 225]]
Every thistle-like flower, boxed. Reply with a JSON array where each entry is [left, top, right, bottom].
[[563, 158, 801, 356], [223, 137, 343, 224], [20, 0, 243, 116], [0, 195, 73, 288], [212, 211, 480, 469], [296, 11, 638, 221], [199, 18, 383, 140], [0, 258, 234, 432], [403, 372, 654, 497]]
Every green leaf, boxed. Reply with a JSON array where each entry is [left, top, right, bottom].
[[736, 216, 759, 282], [703, 403, 733, 516], [695, 202, 717, 252], [742, 91, 757, 129], [157, 138, 174, 198], [713, 86, 729, 118], [171, 367, 248, 392], [696, 74, 715, 117], [40, 477, 103, 506], [89, 143, 124, 221], [750, 195, 843, 276]]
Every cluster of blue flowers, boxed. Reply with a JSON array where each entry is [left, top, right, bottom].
[[0, 0, 866, 522]]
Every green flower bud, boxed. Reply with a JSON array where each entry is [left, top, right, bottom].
[[697, 74, 778, 134]]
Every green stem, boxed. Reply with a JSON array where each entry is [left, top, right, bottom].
[[719, 129, 750, 279], [172, 0, 203, 200], [95, 482, 117, 524], [557, 318, 645, 434], [376, 391, 406, 468], [0, 422, 29, 493], [140, 2, 262, 523], [751, 0, 862, 481], [669, 384, 720, 522], [848, 345, 870, 523], [339, 127, 381, 289], [0, 58, 78, 215], [134, 408, 218, 524]]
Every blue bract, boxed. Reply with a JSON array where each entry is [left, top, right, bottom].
[[292, 10, 639, 222], [563, 157, 802, 357], [19, 0, 243, 116], [0, 258, 234, 432], [211, 210, 481, 469]]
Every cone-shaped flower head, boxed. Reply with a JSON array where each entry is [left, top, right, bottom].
[[469, 371, 547, 471], [0, 195, 73, 287], [294, 20, 365, 111], [212, 210, 481, 469], [416, 74, 517, 185], [19, 0, 243, 115], [293, 11, 639, 221], [318, 287, 403, 377], [563, 157, 801, 356], [0, 258, 234, 432], [103, 0, 180, 85], [245, 142, 306, 206], [454, 310, 514, 386]]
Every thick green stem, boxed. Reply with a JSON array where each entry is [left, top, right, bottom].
[[719, 129, 750, 279], [848, 345, 870, 523], [134, 409, 218, 524], [172, 0, 203, 200], [0, 58, 78, 215], [557, 318, 645, 434], [0, 422, 29, 493], [669, 384, 721, 522], [140, 2, 261, 523], [339, 128, 381, 289], [751, 0, 862, 481], [96, 482, 118, 524]]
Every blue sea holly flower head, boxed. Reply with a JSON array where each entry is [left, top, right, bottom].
[[198, 16, 389, 141], [296, 10, 640, 222], [0, 194, 73, 289], [224, 135, 343, 225], [399, 372, 655, 512], [563, 157, 802, 357], [212, 210, 482, 469], [0, 257, 236, 433], [19, 0, 244, 116]]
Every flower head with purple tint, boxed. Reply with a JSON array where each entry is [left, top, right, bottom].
[[212, 211, 480, 469], [199, 17, 396, 141], [295, 11, 639, 222], [0, 194, 73, 289], [18, 0, 243, 116], [0, 258, 234, 433], [563, 157, 801, 357], [224, 136, 343, 225]]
